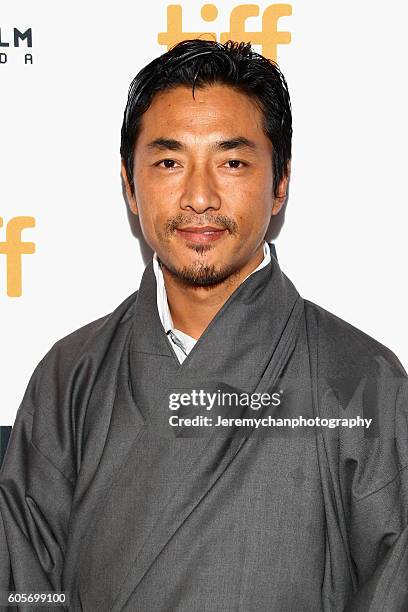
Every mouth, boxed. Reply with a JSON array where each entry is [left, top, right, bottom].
[[175, 226, 228, 244]]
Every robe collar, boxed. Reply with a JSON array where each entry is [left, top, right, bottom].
[[131, 242, 300, 395], [152, 240, 272, 347]]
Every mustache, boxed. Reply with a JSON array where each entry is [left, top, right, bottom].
[[163, 213, 239, 236]]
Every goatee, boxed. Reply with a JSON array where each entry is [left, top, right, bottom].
[[159, 258, 239, 288]]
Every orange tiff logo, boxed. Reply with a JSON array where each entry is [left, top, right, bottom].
[[158, 3, 292, 62], [0, 216, 35, 297]]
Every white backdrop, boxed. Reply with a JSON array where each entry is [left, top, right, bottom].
[[1, 0, 407, 425]]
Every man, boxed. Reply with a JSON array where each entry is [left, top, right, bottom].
[[1, 39, 407, 611]]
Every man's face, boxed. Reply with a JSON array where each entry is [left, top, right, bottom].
[[123, 84, 287, 286]]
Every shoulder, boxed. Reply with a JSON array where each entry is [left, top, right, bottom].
[[16, 290, 139, 446], [33, 290, 139, 385], [304, 299, 406, 378]]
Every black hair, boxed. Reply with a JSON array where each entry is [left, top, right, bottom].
[[120, 39, 292, 197]]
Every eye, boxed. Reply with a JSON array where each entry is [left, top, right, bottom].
[[225, 159, 246, 169], [156, 159, 179, 169]]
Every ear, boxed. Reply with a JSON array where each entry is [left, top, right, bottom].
[[121, 160, 138, 215], [271, 160, 291, 216]]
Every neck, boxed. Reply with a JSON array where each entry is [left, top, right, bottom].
[[162, 244, 265, 340]]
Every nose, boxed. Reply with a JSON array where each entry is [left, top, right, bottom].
[[180, 163, 221, 214]]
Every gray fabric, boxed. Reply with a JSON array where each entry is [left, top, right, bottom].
[[0, 428, 11, 467], [1, 246, 407, 611]]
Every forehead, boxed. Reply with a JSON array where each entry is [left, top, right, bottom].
[[137, 84, 267, 144]]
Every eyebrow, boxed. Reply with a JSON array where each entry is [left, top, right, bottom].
[[147, 138, 185, 151], [146, 136, 257, 152], [215, 137, 257, 151]]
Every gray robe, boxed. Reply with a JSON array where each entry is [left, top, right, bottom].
[[1, 245, 408, 611]]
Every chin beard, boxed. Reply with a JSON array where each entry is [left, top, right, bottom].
[[160, 258, 238, 288]]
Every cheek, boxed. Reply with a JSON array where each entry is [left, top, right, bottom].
[[229, 171, 272, 203], [133, 180, 161, 228], [137, 209, 161, 244], [233, 189, 272, 222], [135, 169, 177, 212], [136, 198, 173, 246], [234, 197, 272, 240]]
